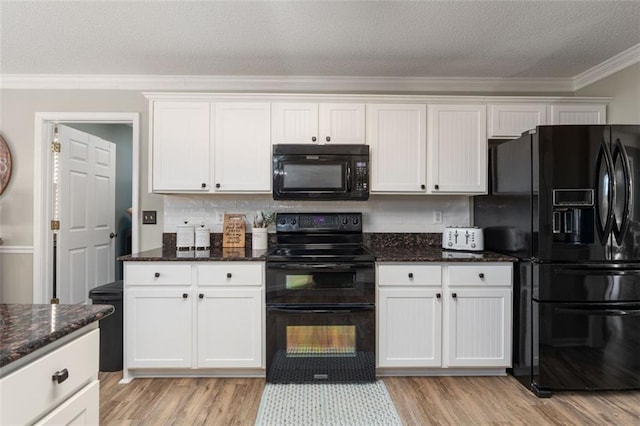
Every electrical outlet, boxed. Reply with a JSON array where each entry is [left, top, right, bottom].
[[433, 210, 443, 224], [142, 210, 157, 225]]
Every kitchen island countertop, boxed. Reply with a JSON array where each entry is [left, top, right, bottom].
[[0, 303, 114, 369]]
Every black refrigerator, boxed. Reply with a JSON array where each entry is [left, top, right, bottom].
[[475, 125, 640, 397]]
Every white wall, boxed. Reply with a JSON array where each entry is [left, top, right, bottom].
[[164, 194, 470, 234], [576, 62, 640, 123]]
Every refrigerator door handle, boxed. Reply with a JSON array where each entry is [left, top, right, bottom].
[[595, 140, 615, 245], [612, 138, 632, 245]]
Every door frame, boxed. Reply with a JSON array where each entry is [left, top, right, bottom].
[[33, 112, 140, 303]]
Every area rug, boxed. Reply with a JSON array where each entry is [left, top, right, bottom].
[[254, 381, 403, 426]]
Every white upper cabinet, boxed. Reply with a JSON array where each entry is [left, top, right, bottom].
[[272, 102, 365, 144], [488, 104, 547, 138], [367, 104, 427, 193], [549, 104, 606, 124], [152, 101, 210, 192], [213, 102, 271, 192], [427, 104, 487, 194]]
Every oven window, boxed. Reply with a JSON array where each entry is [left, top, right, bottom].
[[282, 164, 343, 189], [286, 273, 355, 290], [286, 325, 356, 357]]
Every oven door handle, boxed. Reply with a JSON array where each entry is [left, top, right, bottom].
[[267, 263, 370, 270], [267, 305, 374, 314]]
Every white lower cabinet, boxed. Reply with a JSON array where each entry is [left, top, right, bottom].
[[126, 288, 193, 368], [444, 288, 512, 367], [1, 328, 100, 425], [123, 262, 264, 379], [377, 262, 512, 371], [378, 287, 442, 367], [196, 287, 263, 368]]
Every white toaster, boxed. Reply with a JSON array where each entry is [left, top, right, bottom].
[[442, 226, 484, 251]]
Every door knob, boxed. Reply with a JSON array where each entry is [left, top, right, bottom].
[[452, 293, 457, 299], [408, 273, 414, 278], [199, 293, 204, 299], [312, 136, 317, 142], [109, 232, 118, 239], [326, 136, 331, 142], [436, 293, 441, 299], [182, 293, 188, 299]]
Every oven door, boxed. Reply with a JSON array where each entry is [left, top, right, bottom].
[[266, 262, 374, 304], [266, 304, 375, 383], [534, 301, 640, 392], [273, 155, 351, 199]]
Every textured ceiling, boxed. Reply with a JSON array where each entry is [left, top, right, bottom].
[[1, 1, 640, 79]]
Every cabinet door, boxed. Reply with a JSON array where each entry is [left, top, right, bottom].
[[196, 287, 263, 368], [152, 101, 210, 191], [444, 288, 511, 367], [367, 104, 427, 192], [126, 288, 193, 368], [213, 102, 271, 192], [549, 104, 606, 125], [427, 104, 487, 194], [271, 103, 319, 144], [488, 104, 547, 138], [319, 103, 366, 144], [378, 288, 442, 367]]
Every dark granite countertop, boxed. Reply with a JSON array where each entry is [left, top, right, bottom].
[[120, 246, 516, 263], [372, 246, 517, 262], [0, 304, 114, 368], [120, 232, 516, 263], [119, 246, 268, 261]]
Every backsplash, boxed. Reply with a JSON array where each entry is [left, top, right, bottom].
[[164, 194, 471, 233]]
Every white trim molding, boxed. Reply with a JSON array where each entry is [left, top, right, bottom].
[[574, 42, 640, 91], [0, 246, 34, 254], [33, 112, 140, 304], [1, 74, 575, 93]]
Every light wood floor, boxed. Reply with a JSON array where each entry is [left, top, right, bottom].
[[99, 372, 640, 425]]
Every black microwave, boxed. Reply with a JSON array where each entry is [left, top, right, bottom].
[[272, 144, 369, 200]]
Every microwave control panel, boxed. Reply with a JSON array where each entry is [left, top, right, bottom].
[[353, 161, 369, 193]]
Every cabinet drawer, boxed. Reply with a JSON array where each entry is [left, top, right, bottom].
[[448, 264, 512, 287], [0, 329, 99, 425], [126, 263, 191, 285], [198, 263, 264, 286], [378, 264, 441, 287], [35, 380, 99, 425]]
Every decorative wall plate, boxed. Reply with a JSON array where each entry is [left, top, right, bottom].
[[0, 135, 12, 196]]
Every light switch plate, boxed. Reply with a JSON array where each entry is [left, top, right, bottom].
[[142, 210, 157, 224]]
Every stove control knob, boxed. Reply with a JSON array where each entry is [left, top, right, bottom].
[[279, 218, 286, 225], [291, 218, 296, 225], [342, 217, 349, 225], [352, 217, 359, 225]]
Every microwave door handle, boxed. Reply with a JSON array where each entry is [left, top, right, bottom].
[[346, 164, 352, 192]]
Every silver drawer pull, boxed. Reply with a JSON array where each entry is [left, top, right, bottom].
[[52, 368, 69, 384]]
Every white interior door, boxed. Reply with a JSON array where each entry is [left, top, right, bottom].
[[57, 125, 116, 304]]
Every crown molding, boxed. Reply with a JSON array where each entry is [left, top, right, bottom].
[[573, 42, 640, 91], [0, 74, 575, 93]]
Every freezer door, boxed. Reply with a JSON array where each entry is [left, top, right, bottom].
[[534, 263, 640, 302], [534, 300, 640, 392], [611, 125, 640, 261]]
